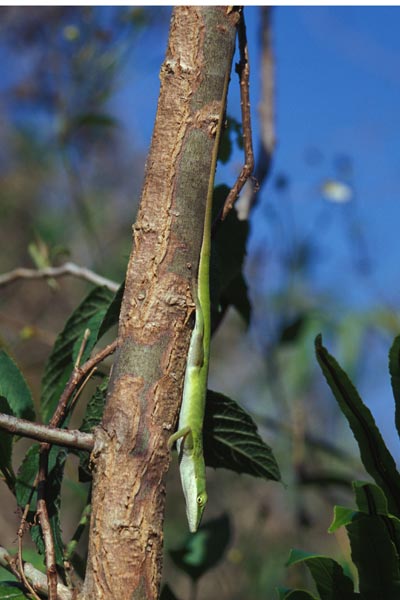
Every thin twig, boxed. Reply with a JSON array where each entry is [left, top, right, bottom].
[[36, 331, 93, 599], [236, 6, 275, 219], [47, 338, 117, 433], [0, 261, 119, 292], [37, 447, 58, 600], [0, 546, 72, 600], [15, 337, 117, 592], [220, 10, 254, 221], [0, 413, 94, 450]]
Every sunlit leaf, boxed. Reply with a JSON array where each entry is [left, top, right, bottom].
[[286, 549, 356, 600], [315, 335, 400, 517]]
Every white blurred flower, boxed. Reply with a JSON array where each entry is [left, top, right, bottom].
[[321, 179, 353, 203]]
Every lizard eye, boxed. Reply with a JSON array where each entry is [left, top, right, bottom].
[[196, 492, 207, 506]]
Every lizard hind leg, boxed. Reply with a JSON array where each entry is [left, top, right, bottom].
[[167, 425, 191, 450]]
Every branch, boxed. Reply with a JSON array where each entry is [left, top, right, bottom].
[[221, 10, 254, 221], [0, 413, 94, 450], [236, 6, 275, 219], [0, 262, 119, 292], [0, 546, 72, 600]]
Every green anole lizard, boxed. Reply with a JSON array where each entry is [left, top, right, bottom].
[[168, 68, 231, 533]]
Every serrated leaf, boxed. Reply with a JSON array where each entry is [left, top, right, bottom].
[[0, 351, 35, 420], [15, 445, 66, 567], [203, 390, 281, 481], [315, 335, 400, 517], [0, 582, 28, 599], [0, 397, 15, 490], [169, 514, 230, 581], [286, 549, 356, 600], [40, 286, 114, 422], [347, 514, 400, 599], [388, 335, 400, 439]]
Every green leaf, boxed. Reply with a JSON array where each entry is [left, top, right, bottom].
[[328, 506, 356, 533], [347, 514, 400, 599], [203, 390, 281, 481], [315, 335, 400, 517], [352, 481, 400, 557], [0, 351, 35, 420], [0, 582, 28, 599], [388, 335, 400, 439], [353, 481, 389, 515], [15, 445, 66, 567], [210, 185, 251, 331], [78, 378, 108, 482], [40, 286, 114, 422], [0, 397, 15, 490], [160, 584, 180, 600], [169, 514, 230, 581], [286, 549, 355, 600]]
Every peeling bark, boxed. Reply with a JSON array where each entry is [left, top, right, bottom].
[[79, 7, 239, 600]]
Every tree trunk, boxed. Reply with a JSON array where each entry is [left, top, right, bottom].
[[79, 7, 239, 600]]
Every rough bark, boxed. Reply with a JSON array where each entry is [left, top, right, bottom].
[[79, 7, 239, 600]]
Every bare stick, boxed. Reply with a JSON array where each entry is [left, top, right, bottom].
[[0, 261, 119, 292], [221, 11, 254, 221], [0, 413, 94, 450]]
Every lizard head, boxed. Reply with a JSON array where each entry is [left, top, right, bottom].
[[179, 452, 208, 532]]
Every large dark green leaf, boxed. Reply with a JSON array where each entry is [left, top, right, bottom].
[[388, 335, 400, 439], [0, 351, 35, 420], [347, 514, 400, 600], [169, 514, 230, 581], [352, 481, 400, 557], [203, 390, 281, 481], [286, 549, 356, 600], [315, 335, 400, 517], [0, 397, 15, 490], [210, 185, 251, 331], [15, 445, 66, 567], [40, 286, 114, 422]]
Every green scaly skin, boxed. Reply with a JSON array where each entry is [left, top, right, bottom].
[[168, 69, 230, 532]]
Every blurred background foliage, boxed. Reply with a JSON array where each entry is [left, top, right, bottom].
[[1, 6, 400, 599]]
